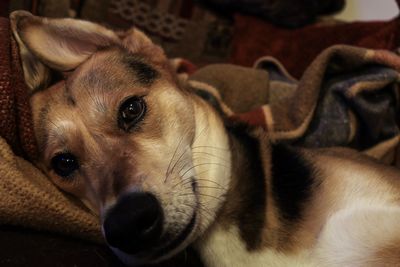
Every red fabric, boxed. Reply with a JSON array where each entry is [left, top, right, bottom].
[[0, 18, 38, 160], [230, 14, 400, 79]]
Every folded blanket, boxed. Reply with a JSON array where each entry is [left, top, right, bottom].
[[189, 45, 400, 164], [0, 137, 101, 241]]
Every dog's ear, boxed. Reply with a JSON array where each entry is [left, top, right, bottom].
[[10, 10, 119, 91], [121, 28, 167, 64]]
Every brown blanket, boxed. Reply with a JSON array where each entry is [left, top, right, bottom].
[[1, 17, 400, 242]]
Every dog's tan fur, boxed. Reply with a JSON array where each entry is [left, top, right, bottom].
[[11, 11, 400, 267]]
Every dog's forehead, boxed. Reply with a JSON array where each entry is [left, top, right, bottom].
[[68, 48, 160, 95]]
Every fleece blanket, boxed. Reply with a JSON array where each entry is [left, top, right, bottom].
[[1, 17, 400, 241]]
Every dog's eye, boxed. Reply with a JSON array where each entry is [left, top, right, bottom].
[[118, 96, 146, 131], [51, 153, 79, 177]]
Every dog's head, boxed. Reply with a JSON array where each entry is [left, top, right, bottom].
[[11, 11, 231, 265]]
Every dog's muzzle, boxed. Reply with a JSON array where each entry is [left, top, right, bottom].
[[103, 192, 163, 254]]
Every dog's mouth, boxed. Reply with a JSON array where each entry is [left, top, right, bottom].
[[109, 210, 198, 266], [148, 178, 199, 261], [151, 211, 197, 258], [108, 179, 199, 265]]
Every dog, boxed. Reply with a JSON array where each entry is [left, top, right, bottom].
[[10, 11, 400, 267]]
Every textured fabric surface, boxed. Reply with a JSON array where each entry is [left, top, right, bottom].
[[189, 64, 270, 113], [105, 0, 233, 66], [0, 137, 101, 242], [0, 17, 38, 160], [230, 9, 400, 79], [189, 45, 400, 164]]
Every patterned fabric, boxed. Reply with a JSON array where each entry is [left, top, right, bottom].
[[188, 45, 400, 165], [104, 0, 233, 65], [110, 0, 189, 40], [7, 0, 234, 65]]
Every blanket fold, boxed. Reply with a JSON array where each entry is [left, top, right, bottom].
[[189, 45, 400, 163], [0, 137, 101, 242]]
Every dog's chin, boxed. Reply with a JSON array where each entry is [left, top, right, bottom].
[[109, 212, 198, 266]]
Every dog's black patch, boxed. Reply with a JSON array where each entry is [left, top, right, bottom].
[[28, 64, 64, 93], [63, 78, 78, 107], [66, 95, 76, 106], [226, 124, 266, 251], [36, 104, 50, 153], [194, 89, 225, 116], [271, 144, 315, 222], [63, 86, 76, 106], [125, 57, 159, 85]]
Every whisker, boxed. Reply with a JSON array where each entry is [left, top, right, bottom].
[[170, 169, 213, 190], [171, 177, 192, 190], [165, 131, 186, 180], [169, 163, 205, 189], [180, 162, 227, 180], [173, 179, 221, 192], [179, 192, 224, 201], [192, 145, 230, 151], [179, 178, 226, 191], [192, 124, 210, 146], [194, 185, 225, 190], [171, 176, 195, 190], [180, 202, 214, 222], [164, 123, 209, 183], [192, 151, 229, 162], [168, 146, 190, 177]]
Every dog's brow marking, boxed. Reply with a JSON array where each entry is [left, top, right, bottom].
[[64, 82, 76, 106], [125, 57, 159, 85], [37, 103, 50, 152], [66, 95, 76, 106]]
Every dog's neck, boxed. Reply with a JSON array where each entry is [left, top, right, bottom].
[[217, 125, 270, 247], [190, 95, 277, 265], [190, 96, 233, 233]]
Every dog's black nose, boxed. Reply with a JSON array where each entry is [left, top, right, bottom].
[[103, 192, 163, 254]]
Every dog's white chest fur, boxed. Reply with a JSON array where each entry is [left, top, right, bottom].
[[196, 225, 315, 267]]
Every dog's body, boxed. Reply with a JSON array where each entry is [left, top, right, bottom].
[[10, 11, 400, 267], [197, 140, 400, 267]]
